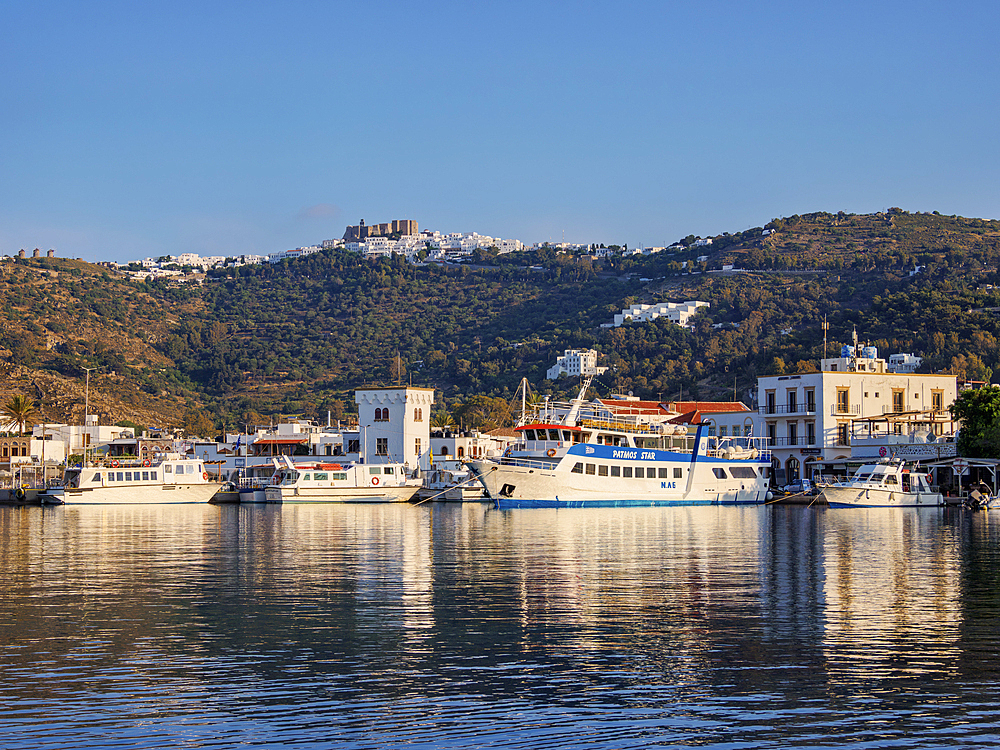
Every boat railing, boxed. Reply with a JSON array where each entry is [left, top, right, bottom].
[[498, 456, 559, 470]]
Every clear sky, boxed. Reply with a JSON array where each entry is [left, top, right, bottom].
[[3, 1, 999, 263]]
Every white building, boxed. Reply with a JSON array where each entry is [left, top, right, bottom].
[[355, 386, 434, 470], [755, 348, 957, 486], [546, 349, 608, 380], [888, 353, 923, 373], [603, 300, 709, 329]]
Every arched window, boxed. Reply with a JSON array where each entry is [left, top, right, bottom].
[[383, 408, 389, 422], [414, 408, 423, 421], [457, 447, 464, 458], [2, 445, 8, 458], [786, 457, 800, 484], [374, 408, 384, 422]]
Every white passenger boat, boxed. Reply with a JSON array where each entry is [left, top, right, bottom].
[[466, 378, 772, 508], [63, 453, 220, 504], [263, 456, 421, 503], [819, 459, 943, 508]]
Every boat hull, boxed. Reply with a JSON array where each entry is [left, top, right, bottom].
[[264, 485, 420, 503], [63, 484, 221, 504], [821, 487, 944, 508]]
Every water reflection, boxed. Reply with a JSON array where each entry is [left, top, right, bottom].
[[1, 503, 999, 748]]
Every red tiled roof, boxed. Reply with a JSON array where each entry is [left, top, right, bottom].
[[662, 401, 749, 414], [253, 438, 307, 445]]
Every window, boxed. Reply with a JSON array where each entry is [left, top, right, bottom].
[[837, 423, 849, 446], [932, 390, 944, 411], [787, 390, 797, 413], [571, 462, 584, 474], [766, 391, 776, 414], [348, 439, 360, 454], [719, 426, 727, 437], [673, 467, 683, 479], [142, 471, 149, 481], [164, 465, 172, 473], [457, 446, 464, 458], [712, 468, 728, 479], [369, 467, 382, 475], [333, 472, 347, 480], [837, 388, 850, 413], [767, 423, 776, 445], [788, 423, 798, 445], [806, 422, 816, 446], [623, 466, 633, 478], [610, 466, 620, 477], [375, 438, 388, 455], [892, 389, 904, 413], [125, 472, 132, 481], [375, 408, 390, 422], [585, 463, 596, 475], [94, 472, 102, 482], [731, 467, 757, 479], [414, 408, 423, 421], [805, 389, 815, 412], [151, 472, 157, 480], [415, 438, 421, 457], [659, 467, 669, 478], [117, 472, 123, 481], [635, 467, 644, 478], [598, 465, 608, 476]]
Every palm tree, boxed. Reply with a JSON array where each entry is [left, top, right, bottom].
[[3, 394, 39, 436]]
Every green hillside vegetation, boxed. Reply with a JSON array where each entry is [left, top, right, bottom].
[[3, 208, 1000, 432]]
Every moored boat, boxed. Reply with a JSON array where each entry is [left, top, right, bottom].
[[466, 378, 773, 508], [819, 458, 943, 508], [263, 456, 421, 503], [63, 453, 220, 504]]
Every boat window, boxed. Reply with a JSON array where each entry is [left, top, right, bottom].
[[635, 467, 644, 478], [611, 466, 621, 477], [659, 468, 669, 479], [151, 471, 157, 480], [586, 463, 596, 475], [731, 467, 757, 479], [524, 430, 535, 441], [598, 465, 608, 476], [125, 472, 132, 481], [115, 472, 122, 481], [94, 472, 102, 482], [571, 462, 584, 474], [164, 465, 172, 473], [580, 432, 592, 442], [384, 467, 395, 475], [315, 472, 328, 480], [333, 472, 347, 480], [302, 473, 311, 481], [369, 467, 382, 474], [548, 429, 561, 441], [674, 467, 683, 478], [886, 475, 898, 486], [142, 471, 149, 481], [562, 431, 573, 442], [713, 468, 728, 480], [623, 466, 633, 478]]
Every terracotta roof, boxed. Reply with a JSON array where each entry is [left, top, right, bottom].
[[253, 437, 308, 445], [662, 401, 750, 414], [596, 399, 669, 415]]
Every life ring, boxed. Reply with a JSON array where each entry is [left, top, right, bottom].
[[142, 459, 151, 467], [927, 473, 933, 483], [546, 448, 557, 457], [110, 460, 120, 468], [371, 476, 380, 486], [203, 472, 209, 480], [14, 487, 25, 501]]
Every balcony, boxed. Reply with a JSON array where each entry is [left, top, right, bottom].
[[759, 404, 817, 415], [831, 404, 862, 416], [766, 437, 818, 447]]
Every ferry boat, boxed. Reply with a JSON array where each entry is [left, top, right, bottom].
[[465, 378, 772, 508], [63, 453, 219, 504], [819, 458, 943, 508], [263, 455, 421, 503]]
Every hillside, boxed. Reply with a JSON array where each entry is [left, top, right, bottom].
[[4, 208, 1000, 432]]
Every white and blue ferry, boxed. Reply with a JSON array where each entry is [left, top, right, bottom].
[[466, 379, 772, 508]]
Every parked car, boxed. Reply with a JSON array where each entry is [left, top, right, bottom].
[[781, 479, 815, 495]]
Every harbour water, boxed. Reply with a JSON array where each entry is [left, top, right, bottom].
[[2, 503, 999, 749]]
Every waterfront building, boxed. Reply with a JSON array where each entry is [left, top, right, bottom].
[[355, 386, 435, 470], [755, 347, 958, 486]]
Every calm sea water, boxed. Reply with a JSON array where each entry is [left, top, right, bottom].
[[1, 502, 999, 749]]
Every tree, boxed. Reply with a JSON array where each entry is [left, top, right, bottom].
[[950, 386, 1000, 458], [3, 394, 39, 436]]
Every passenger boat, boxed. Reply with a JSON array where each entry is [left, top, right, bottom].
[[63, 453, 220, 504], [818, 458, 943, 508], [465, 378, 772, 508], [263, 455, 421, 503]]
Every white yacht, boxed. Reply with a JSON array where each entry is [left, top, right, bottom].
[[263, 456, 421, 503], [819, 459, 943, 508]]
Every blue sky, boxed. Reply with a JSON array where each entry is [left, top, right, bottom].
[[3, 1, 998, 263]]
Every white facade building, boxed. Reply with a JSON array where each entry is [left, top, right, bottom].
[[355, 386, 434, 470], [604, 300, 710, 329], [756, 349, 957, 486], [888, 353, 923, 373], [546, 349, 608, 380]]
